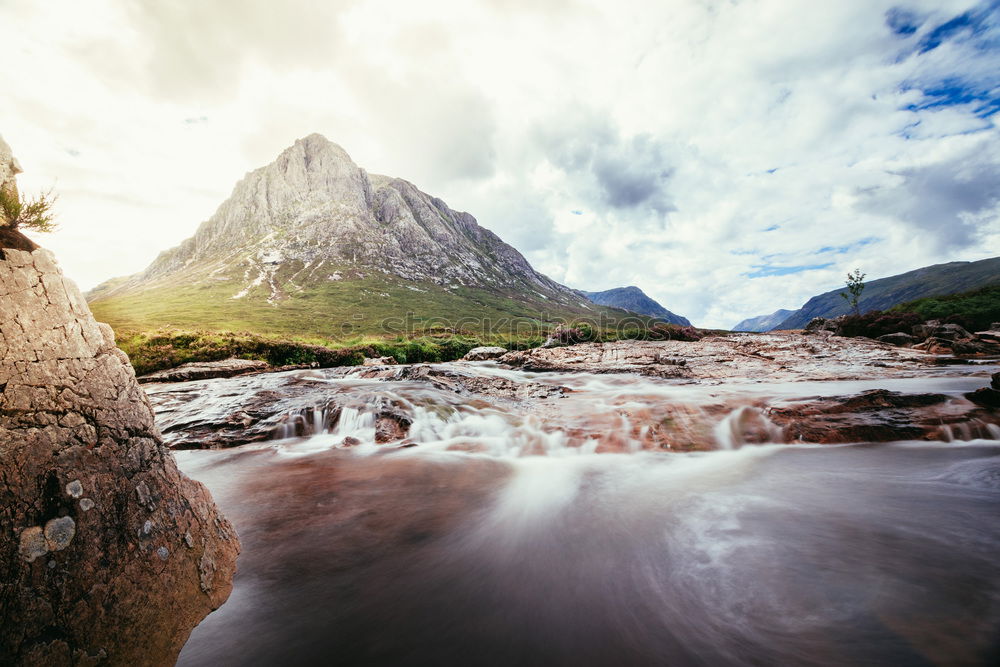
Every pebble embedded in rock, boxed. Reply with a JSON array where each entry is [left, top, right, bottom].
[[66, 479, 83, 498], [43, 516, 76, 551], [18, 526, 48, 562], [157, 547, 170, 561], [80, 498, 95, 511], [135, 481, 152, 505]]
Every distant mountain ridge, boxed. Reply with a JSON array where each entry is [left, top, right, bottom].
[[580, 286, 690, 325], [732, 309, 794, 332], [88, 134, 632, 337], [773, 257, 1000, 330]]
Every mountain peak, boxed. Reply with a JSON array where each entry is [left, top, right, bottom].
[[580, 286, 690, 325], [89, 137, 582, 321]]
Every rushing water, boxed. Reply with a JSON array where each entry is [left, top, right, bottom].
[[169, 362, 1000, 666]]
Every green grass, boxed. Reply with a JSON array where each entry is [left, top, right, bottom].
[[116, 322, 710, 376], [90, 272, 627, 339], [891, 284, 1000, 331], [91, 262, 709, 375], [116, 330, 515, 376]]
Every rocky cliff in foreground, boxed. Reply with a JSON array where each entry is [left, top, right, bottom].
[[0, 136, 239, 665]]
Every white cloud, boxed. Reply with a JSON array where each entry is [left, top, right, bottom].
[[1, 0, 997, 328]]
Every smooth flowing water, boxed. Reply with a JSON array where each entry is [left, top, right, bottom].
[[171, 363, 1000, 666]]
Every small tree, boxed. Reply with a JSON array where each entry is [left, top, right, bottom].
[[0, 188, 57, 233], [840, 268, 866, 315]]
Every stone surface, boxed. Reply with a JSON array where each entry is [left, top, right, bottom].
[[138, 357, 268, 383], [0, 134, 22, 192], [768, 389, 962, 444], [913, 322, 972, 341], [1, 154, 239, 665], [965, 387, 1000, 409], [362, 356, 397, 366], [877, 332, 916, 347], [461, 346, 508, 361], [976, 330, 1000, 343], [497, 333, 932, 381]]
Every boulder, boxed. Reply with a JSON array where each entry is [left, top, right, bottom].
[[362, 356, 397, 366], [913, 322, 972, 341], [913, 337, 955, 355], [804, 317, 833, 332], [138, 357, 268, 383], [1, 138, 238, 665], [965, 387, 1000, 409], [877, 332, 916, 347], [462, 346, 508, 361], [975, 329, 1000, 343]]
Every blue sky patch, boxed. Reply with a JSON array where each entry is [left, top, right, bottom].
[[886, 8, 921, 36], [918, 10, 978, 53], [746, 262, 833, 278], [817, 237, 878, 254], [903, 77, 1000, 118]]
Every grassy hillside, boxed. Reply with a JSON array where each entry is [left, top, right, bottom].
[[891, 284, 1000, 331], [89, 269, 644, 340], [774, 257, 1000, 329]]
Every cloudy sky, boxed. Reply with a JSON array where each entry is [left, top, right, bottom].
[[2, 0, 999, 328]]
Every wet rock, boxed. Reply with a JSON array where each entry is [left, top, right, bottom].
[[462, 346, 508, 361], [914, 334, 1000, 357], [363, 356, 397, 366], [912, 323, 972, 341], [992, 372, 1000, 391], [375, 416, 410, 444], [965, 387, 1000, 409], [498, 334, 930, 382], [804, 317, 837, 333], [1, 139, 238, 666], [768, 389, 958, 444], [380, 364, 566, 400], [138, 358, 268, 383], [877, 332, 916, 347]]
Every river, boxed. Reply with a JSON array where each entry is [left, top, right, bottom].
[[167, 361, 1000, 666]]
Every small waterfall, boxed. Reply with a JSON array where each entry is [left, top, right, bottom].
[[939, 419, 1000, 442], [714, 406, 784, 450], [274, 403, 341, 439], [329, 407, 376, 444]]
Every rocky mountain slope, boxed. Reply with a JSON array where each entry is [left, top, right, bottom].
[[0, 136, 238, 665], [579, 286, 690, 325], [774, 257, 1000, 330], [732, 308, 795, 332], [88, 134, 621, 337]]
